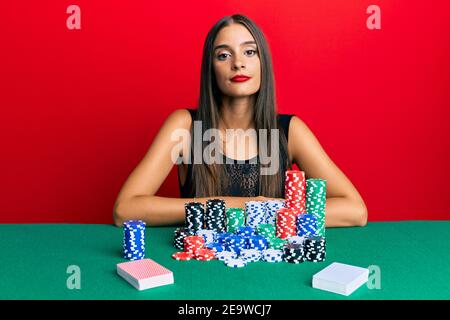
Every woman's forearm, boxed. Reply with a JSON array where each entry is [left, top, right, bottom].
[[324, 197, 368, 227], [113, 195, 265, 227]]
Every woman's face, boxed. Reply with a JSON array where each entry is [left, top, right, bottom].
[[212, 23, 261, 99]]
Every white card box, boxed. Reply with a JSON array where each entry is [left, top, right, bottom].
[[312, 262, 369, 296]]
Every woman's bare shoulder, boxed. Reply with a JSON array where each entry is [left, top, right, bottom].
[[163, 109, 193, 131]]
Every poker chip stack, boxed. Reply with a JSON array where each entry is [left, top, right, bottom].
[[123, 220, 146, 261], [173, 227, 193, 250], [247, 234, 269, 251], [184, 235, 205, 255], [264, 200, 285, 225], [224, 257, 247, 268], [245, 201, 266, 227], [224, 234, 247, 255], [276, 207, 297, 239], [171, 180, 329, 267], [216, 251, 247, 268], [198, 232, 228, 255], [234, 226, 254, 249], [305, 179, 327, 237], [287, 235, 306, 245], [205, 242, 226, 253], [226, 208, 246, 233], [172, 223, 327, 266], [171, 235, 217, 261], [283, 243, 305, 263], [193, 248, 216, 261], [254, 225, 286, 250], [235, 226, 256, 237], [256, 224, 287, 250], [284, 170, 306, 215], [304, 236, 326, 262], [296, 214, 318, 237], [171, 251, 195, 261], [216, 250, 237, 262], [184, 202, 205, 233], [205, 199, 227, 232], [215, 232, 233, 244], [196, 229, 217, 246], [262, 249, 283, 263], [256, 224, 276, 240], [239, 249, 262, 263], [267, 237, 288, 250]]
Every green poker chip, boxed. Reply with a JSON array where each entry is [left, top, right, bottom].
[[306, 178, 327, 236]]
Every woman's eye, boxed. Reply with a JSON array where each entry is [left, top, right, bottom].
[[217, 53, 229, 60], [217, 50, 257, 61]]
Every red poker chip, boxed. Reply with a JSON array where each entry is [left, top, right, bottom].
[[186, 248, 203, 255], [195, 256, 215, 261], [286, 172, 305, 176], [195, 248, 215, 257], [172, 252, 194, 261], [194, 248, 216, 261], [184, 236, 204, 243]]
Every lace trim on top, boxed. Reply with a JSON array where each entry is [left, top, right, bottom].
[[222, 154, 259, 197]]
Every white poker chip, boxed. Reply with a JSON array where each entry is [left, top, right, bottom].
[[216, 251, 237, 261], [287, 236, 306, 245], [224, 258, 247, 268], [239, 248, 260, 256], [262, 249, 283, 262], [240, 249, 262, 263], [264, 256, 283, 263]]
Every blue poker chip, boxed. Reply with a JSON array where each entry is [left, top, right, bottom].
[[123, 220, 146, 228], [216, 232, 233, 244], [206, 242, 226, 253], [123, 220, 146, 260], [226, 244, 243, 255], [247, 235, 268, 250], [296, 214, 318, 237], [225, 234, 246, 254], [235, 226, 256, 236]]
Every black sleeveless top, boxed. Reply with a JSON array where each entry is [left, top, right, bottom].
[[178, 108, 295, 198]]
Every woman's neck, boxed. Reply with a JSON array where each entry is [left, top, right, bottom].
[[219, 95, 256, 131], [218, 95, 258, 160]]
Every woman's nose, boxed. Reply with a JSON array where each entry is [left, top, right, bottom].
[[232, 60, 245, 70]]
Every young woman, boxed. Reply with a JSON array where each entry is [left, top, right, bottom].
[[113, 14, 367, 228]]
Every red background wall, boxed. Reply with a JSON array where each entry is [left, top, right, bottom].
[[1, 1, 449, 223]]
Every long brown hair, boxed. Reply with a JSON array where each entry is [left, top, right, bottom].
[[191, 14, 291, 198]]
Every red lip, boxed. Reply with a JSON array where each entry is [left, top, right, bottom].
[[231, 75, 251, 82]]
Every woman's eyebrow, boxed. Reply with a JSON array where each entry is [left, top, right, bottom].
[[214, 41, 257, 51]]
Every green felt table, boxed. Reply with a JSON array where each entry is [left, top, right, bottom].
[[0, 221, 449, 300]]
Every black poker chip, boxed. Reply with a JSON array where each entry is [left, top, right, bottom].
[[173, 227, 194, 250], [205, 199, 226, 233], [184, 202, 205, 233]]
